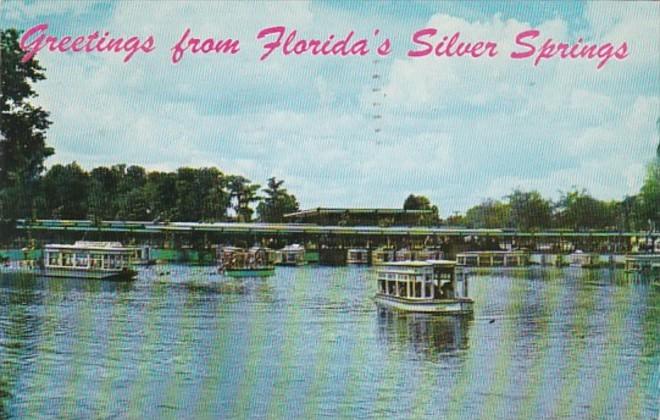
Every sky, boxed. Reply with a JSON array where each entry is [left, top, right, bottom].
[[1, 1, 659, 215]]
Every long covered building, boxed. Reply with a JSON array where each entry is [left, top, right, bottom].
[[283, 207, 435, 226]]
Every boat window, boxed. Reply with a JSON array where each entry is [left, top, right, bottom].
[[388, 280, 396, 295], [62, 253, 73, 267], [75, 254, 87, 267], [425, 280, 433, 299], [414, 281, 422, 298], [90, 254, 102, 268], [398, 282, 406, 297]]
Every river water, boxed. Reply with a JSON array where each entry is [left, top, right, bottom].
[[0, 266, 657, 419]]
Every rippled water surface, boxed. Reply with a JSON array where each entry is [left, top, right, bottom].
[[0, 266, 657, 419]]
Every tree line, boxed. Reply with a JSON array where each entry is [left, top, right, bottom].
[[443, 166, 659, 231], [3, 162, 299, 223]]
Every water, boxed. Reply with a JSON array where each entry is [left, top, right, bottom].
[[0, 266, 657, 419]]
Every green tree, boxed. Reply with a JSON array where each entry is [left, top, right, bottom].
[[0, 28, 53, 219], [115, 188, 149, 221], [87, 166, 120, 221], [507, 189, 552, 231], [197, 167, 229, 222], [256, 177, 299, 222], [554, 188, 617, 230], [143, 171, 177, 222], [617, 195, 639, 231], [465, 199, 511, 228], [636, 159, 659, 230], [403, 194, 431, 210], [227, 175, 260, 222], [445, 213, 466, 226], [40, 162, 89, 219], [403, 194, 439, 225], [174, 167, 203, 221]]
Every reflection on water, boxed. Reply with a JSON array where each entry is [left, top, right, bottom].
[[377, 308, 470, 358], [0, 266, 657, 419]]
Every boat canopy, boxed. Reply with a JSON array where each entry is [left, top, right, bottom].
[[45, 241, 135, 253]]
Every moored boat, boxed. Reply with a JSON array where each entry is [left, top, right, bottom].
[[414, 247, 444, 261], [568, 251, 600, 268], [21, 241, 138, 280], [131, 245, 155, 266], [394, 248, 412, 262], [346, 248, 369, 264], [278, 244, 306, 266], [375, 260, 473, 314], [624, 254, 660, 274], [456, 250, 529, 267], [217, 245, 275, 277], [372, 247, 395, 265]]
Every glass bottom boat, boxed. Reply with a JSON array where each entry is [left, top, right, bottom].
[[218, 246, 275, 277], [3, 241, 138, 281], [375, 260, 473, 314], [277, 244, 306, 266]]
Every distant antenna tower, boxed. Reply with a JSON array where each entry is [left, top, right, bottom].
[[371, 59, 385, 144]]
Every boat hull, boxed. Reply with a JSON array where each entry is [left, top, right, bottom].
[[569, 263, 600, 269], [224, 268, 275, 278], [2, 266, 137, 281], [374, 294, 474, 314]]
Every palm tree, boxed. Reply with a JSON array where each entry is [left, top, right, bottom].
[[227, 175, 261, 222]]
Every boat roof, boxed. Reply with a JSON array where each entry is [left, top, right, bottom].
[[284, 207, 433, 218], [282, 244, 304, 250], [380, 261, 434, 267], [458, 250, 527, 255], [248, 246, 273, 252], [380, 259, 456, 268], [220, 246, 245, 252], [427, 259, 457, 266], [45, 241, 134, 252]]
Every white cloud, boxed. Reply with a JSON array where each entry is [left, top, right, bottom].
[[9, 1, 659, 212], [1, 1, 105, 20]]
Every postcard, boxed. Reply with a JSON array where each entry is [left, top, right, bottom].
[[0, 1, 658, 419]]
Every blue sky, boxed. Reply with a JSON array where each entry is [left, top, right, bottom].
[[1, 1, 658, 214]]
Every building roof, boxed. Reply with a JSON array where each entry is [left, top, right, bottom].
[[284, 207, 433, 218]]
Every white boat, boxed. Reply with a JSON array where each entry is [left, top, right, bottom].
[[414, 247, 444, 261], [372, 247, 395, 265], [40, 241, 137, 280], [131, 245, 155, 265], [278, 244, 306, 266], [346, 248, 369, 264], [394, 248, 413, 262], [568, 251, 600, 268], [375, 260, 473, 314]]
